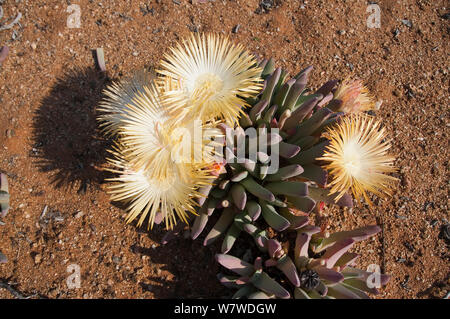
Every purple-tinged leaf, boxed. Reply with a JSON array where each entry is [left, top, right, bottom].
[[259, 200, 290, 231], [283, 96, 321, 131], [279, 207, 309, 230], [277, 255, 300, 287], [278, 142, 301, 159], [191, 210, 209, 240], [221, 224, 241, 254], [318, 225, 381, 250], [314, 266, 345, 283], [308, 187, 353, 208], [248, 291, 275, 299], [327, 283, 364, 299], [317, 92, 334, 107], [231, 184, 247, 211], [250, 271, 290, 299], [299, 164, 328, 187], [286, 196, 316, 215], [217, 273, 240, 288], [322, 238, 355, 268], [315, 80, 338, 96], [240, 177, 275, 202], [245, 201, 261, 221], [204, 207, 235, 246], [267, 239, 283, 259], [335, 252, 359, 269], [294, 287, 311, 299], [290, 141, 329, 165], [216, 254, 255, 277], [265, 164, 304, 182], [265, 181, 308, 197]]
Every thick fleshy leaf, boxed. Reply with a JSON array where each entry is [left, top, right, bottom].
[[283, 80, 306, 111], [295, 232, 311, 263], [249, 99, 269, 122], [327, 283, 367, 299], [335, 253, 359, 269], [342, 267, 390, 286], [191, 209, 209, 240], [273, 79, 295, 111], [290, 141, 329, 165], [245, 201, 261, 221], [278, 109, 291, 130], [261, 67, 282, 103], [288, 107, 334, 142], [240, 177, 275, 202], [216, 254, 255, 277], [265, 165, 304, 182], [217, 273, 240, 289], [265, 181, 308, 197], [314, 266, 345, 283], [298, 164, 328, 187], [239, 112, 253, 128], [318, 225, 381, 251], [326, 99, 343, 112], [231, 171, 249, 182], [277, 255, 300, 287], [308, 187, 353, 208], [278, 142, 301, 159], [259, 165, 269, 180], [261, 58, 275, 77], [283, 96, 321, 131], [218, 179, 230, 190], [250, 271, 290, 299], [317, 92, 334, 108], [294, 65, 313, 81], [248, 291, 275, 299], [231, 184, 247, 211], [259, 200, 290, 231], [294, 287, 311, 299], [263, 105, 278, 124], [267, 239, 283, 259], [343, 278, 380, 295], [279, 207, 308, 227], [292, 135, 320, 150], [221, 223, 241, 254], [204, 207, 235, 246], [321, 238, 355, 268], [233, 285, 256, 299], [315, 80, 338, 96], [286, 196, 316, 214]]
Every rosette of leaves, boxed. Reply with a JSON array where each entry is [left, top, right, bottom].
[[189, 59, 353, 252], [216, 223, 390, 299]]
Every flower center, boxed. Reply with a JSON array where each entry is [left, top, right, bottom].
[[342, 140, 362, 175], [193, 73, 224, 99]]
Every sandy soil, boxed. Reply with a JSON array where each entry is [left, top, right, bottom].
[[0, 0, 448, 299]]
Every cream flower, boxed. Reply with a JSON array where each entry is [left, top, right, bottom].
[[318, 114, 397, 204], [333, 78, 375, 113], [158, 33, 263, 125]]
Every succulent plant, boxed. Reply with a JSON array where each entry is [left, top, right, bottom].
[[189, 59, 357, 252], [216, 223, 390, 299], [0, 173, 9, 263]]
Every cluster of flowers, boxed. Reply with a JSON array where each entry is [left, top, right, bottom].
[[97, 34, 397, 298]]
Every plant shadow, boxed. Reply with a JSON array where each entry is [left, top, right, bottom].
[[132, 225, 230, 299], [31, 67, 112, 193]]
